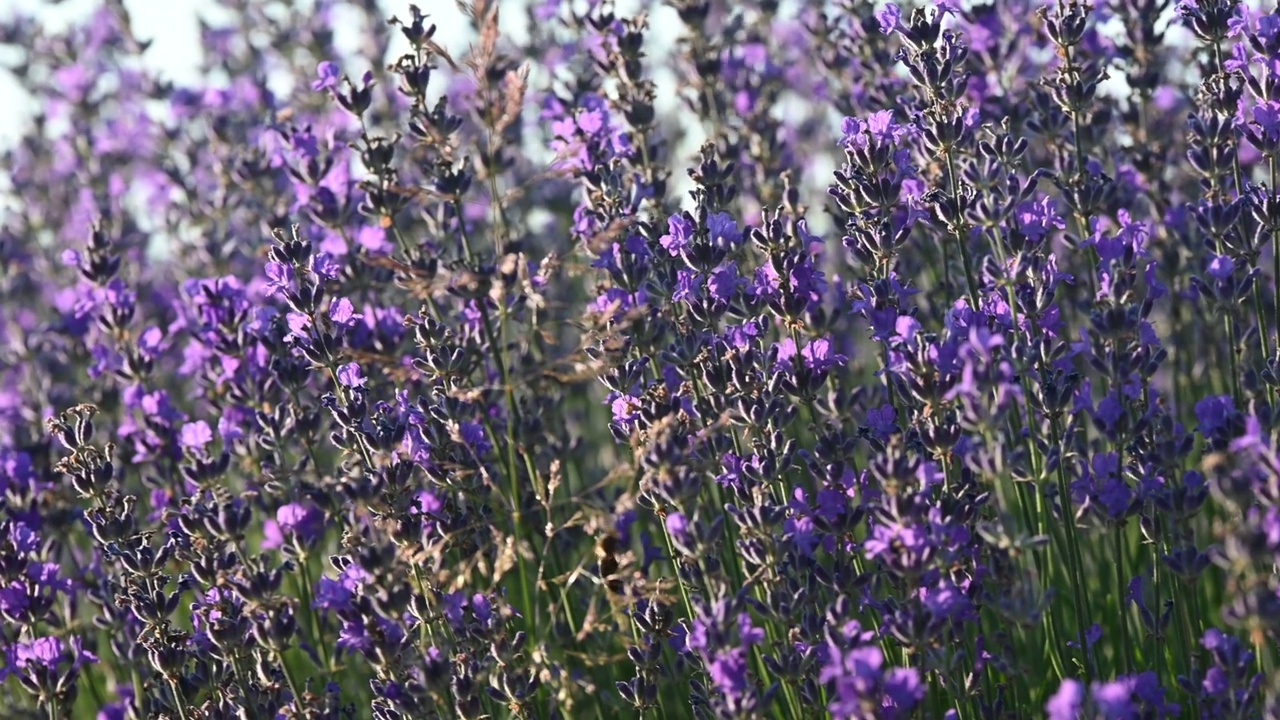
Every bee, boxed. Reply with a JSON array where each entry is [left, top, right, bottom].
[[594, 531, 623, 595]]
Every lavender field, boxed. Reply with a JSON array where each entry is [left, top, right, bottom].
[[1, 0, 1278, 718]]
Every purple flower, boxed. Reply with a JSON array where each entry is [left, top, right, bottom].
[[1046, 680, 1085, 720], [96, 688, 134, 720], [707, 264, 739, 302], [610, 393, 642, 427], [264, 261, 294, 297], [801, 337, 848, 373], [0, 582, 29, 616], [471, 593, 493, 624], [707, 648, 749, 698], [1249, 101, 1280, 142], [866, 404, 896, 441], [877, 3, 901, 34], [707, 212, 742, 245], [673, 269, 701, 303], [665, 512, 689, 540], [314, 565, 369, 612], [1195, 394, 1235, 436], [329, 297, 361, 327], [27, 562, 71, 593], [882, 668, 925, 715], [458, 421, 491, 455], [10, 523, 39, 555], [1091, 677, 1136, 719], [337, 362, 366, 388], [659, 214, 695, 256], [773, 337, 798, 373], [336, 620, 371, 653], [823, 644, 924, 720], [1016, 196, 1066, 242], [15, 637, 63, 670], [285, 312, 313, 342], [1206, 254, 1235, 280], [179, 420, 214, 452], [276, 503, 325, 544], [311, 61, 341, 91], [311, 252, 342, 280], [737, 612, 764, 646], [443, 591, 467, 629], [260, 520, 284, 551]]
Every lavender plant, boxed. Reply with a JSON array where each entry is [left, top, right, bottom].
[[2, 0, 1280, 718]]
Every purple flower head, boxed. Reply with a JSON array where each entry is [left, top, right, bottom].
[[919, 579, 970, 620], [10, 636, 95, 677], [665, 512, 689, 540], [707, 212, 742, 246], [724, 319, 765, 350], [707, 648, 749, 698], [15, 637, 64, 670], [610, 393, 643, 428], [1195, 394, 1235, 437], [707, 264, 739, 303], [97, 688, 134, 720], [1016, 196, 1066, 242], [801, 337, 848, 373], [673, 269, 702, 304], [311, 252, 342, 281], [329, 297, 361, 327], [877, 3, 902, 34], [264, 261, 294, 297], [823, 643, 924, 720], [1046, 680, 1085, 720], [259, 518, 284, 551], [337, 362, 366, 388], [773, 337, 798, 373], [882, 668, 926, 716], [0, 582, 29, 617], [276, 502, 325, 544], [660, 214, 695, 256], [471, 593, 493, 625], [10, 523, 39, 555], [1206, 254, 1235, 280], [458, 421, 491, 455], [27, 562, 71, 594], [180, 420, 214, 453], [1091, 677, 1136, 719], [312, 61, 341, 91], [866, 404, 896, 441], [765, 259, 828, 316], [1249, 99, 1280, 142], [737, 612, 764, 646], [314, 564, 369, 613]]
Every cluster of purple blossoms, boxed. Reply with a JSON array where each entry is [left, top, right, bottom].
[[5, 0, 1280, 718]]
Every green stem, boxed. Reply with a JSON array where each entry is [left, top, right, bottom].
[[1272, 155, 1280, 351], [1176, 582, 1201, 717], [1052, 418, 1095, 681], [275, 650, 304, 710], [296, 552, 330, 671], [1114, 524, 1132, 675], [169, 678, 190, 720], [453, 199, 543, 644], [944, 149, 980, 311]]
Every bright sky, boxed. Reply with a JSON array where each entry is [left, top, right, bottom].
[[0, 0, 491, 146]]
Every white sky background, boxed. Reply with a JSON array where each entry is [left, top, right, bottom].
[[0, 0, 550, 147], [0, 0, 810, 150], [0, 0, 1184, 149], [0, 0, 1245, 173]]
